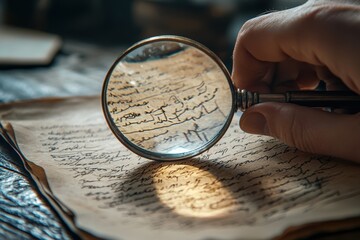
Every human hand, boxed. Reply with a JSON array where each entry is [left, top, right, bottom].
[[232, 0, 360, 162]]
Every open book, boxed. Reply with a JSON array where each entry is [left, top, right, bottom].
[[1, 96, 360, 240]]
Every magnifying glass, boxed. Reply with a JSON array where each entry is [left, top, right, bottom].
[[102, 35, 360, 161], [102, 35, 235, 161]]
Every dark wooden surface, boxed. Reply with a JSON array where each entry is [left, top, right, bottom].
[[1, 41, 360, 240], [0, 136, 73, 239]]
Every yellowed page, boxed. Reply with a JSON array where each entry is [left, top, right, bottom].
[[1, 97, 360, 240]]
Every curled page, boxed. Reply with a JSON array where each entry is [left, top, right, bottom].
[[1, 96, 360, 240]]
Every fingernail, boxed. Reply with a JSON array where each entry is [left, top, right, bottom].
[[240, 112, 269, 135]]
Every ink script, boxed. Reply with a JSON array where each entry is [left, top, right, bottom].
[[105, 46, 233, 154], [1, 97, 360, 240]]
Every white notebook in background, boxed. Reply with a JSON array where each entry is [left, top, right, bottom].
[[0, 26, 61, 66]]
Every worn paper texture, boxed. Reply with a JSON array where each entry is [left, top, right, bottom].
[[1, 97, 360, 240], [105, 47, 233, 154]]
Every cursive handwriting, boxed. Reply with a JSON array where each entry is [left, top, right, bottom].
[[105, 47, 232, 153], [5, 97, 360, 240]]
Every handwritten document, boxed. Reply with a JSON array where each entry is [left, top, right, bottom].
[[105, 46, 233, 154], [1, 97, 360, 240]]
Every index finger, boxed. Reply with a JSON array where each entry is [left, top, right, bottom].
[[232, 2, 360, 94]]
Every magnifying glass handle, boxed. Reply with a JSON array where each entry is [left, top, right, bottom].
[[237, 89, 360, 111]]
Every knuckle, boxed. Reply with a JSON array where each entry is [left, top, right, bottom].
[[237, 18, 258, 42], [241, 18, 257, 32], [237, 13, 274, 41]]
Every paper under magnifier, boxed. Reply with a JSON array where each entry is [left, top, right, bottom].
[[101, 35, 360, 161]]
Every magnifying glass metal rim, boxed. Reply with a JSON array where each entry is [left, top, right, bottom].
[[102, 35, 236, 161]]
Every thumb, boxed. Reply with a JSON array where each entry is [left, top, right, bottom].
[[240, 103, 360, 162]]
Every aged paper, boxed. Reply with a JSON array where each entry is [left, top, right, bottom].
[[105, 46, 233, 155], [1, 97, 360, 240]]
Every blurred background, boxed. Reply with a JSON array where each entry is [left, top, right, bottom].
[[0, 0, 306, 63], [2, 2, 360, 240], [0, 0, 306, 102]]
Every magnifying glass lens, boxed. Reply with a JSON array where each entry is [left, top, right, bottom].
[[102, 36, 235, 161]]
